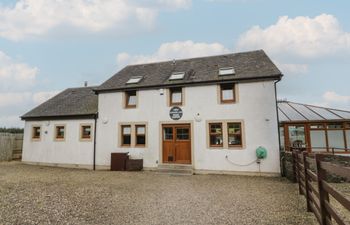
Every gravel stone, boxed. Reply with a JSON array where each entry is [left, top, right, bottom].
[[0, 162, 318, 225]]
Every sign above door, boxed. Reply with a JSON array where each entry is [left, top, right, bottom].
[[169, 107, 183, 120]]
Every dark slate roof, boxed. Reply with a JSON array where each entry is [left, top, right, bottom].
[[278, 101, 350, 123], [21, 86, 98, 120], [95, 50, 282, 92]]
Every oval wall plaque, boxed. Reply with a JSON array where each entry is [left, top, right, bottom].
[[169, 106, 183, 120]]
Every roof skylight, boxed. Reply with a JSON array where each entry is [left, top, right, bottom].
[[126, 76, 143, 84], [169, 72, 185, 80], [219, 67, 235, 76]]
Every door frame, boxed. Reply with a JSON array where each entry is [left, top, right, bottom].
[[159, 121, 194, 166]]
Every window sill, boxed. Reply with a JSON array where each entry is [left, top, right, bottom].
[[135, 144, 146, 148], [80, 138, 92, 142], [125, 105, 137, 109], [228, 146, 244, 150], [54, 138, 65, 142], [169, 103, 183, 107], [220, 100, 236, 104]]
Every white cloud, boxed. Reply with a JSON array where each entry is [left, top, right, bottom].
[[0, 50, 60, 127], [32, 91, 59, 105], [0, 0, 191, 41], [0, 91, 58, 108], [323, 91, 350, 105], [275, 62, 308, 75], [0, 92, 31, 107], [0, 90, 60, 127], [313, 91, 350, 110], [0, 51, 38, 91], [116, 40, 230, 67], [236, 14, 350, 58], [0, 115, 24, 128]]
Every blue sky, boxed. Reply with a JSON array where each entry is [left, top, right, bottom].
[[0, 0, 349, 127]]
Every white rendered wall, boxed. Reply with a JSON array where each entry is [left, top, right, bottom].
[[22, 119, 95, 167], [96, 81, 280, 174]]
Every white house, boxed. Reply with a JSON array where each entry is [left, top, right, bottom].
[[22, 50, 283, 175]]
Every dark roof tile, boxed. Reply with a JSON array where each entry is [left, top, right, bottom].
[[21, 86, 98, 120], [95, 50, 282, 92]]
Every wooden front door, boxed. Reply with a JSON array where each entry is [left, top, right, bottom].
[[162, 124, 191, 164]]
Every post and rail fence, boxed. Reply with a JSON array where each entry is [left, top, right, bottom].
[[292, 150, 350, 225]]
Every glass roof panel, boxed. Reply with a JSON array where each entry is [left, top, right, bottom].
[[289, 103, 324, 121], [307, 106, 341, 120], [278, 109, 290, 122], [329, 110, 350, 119], [278, 103, 305, 121]]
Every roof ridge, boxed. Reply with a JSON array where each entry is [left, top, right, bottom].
[[279, 100, 350, 114], [123, 49, 265, 67], [67, 85, 99, 90]]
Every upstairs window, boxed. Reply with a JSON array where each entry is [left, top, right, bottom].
[[169, 87, 182, 106], [121, 125, 131, 146], [135, 125, 146, 146], [125, 90, 137, 108], [220, 83, 235, 103], [219, 67, 235, 76], [81, 125, 92, 140], [55, 125, 65, 140], [209, 123, 223, 147], [32, 126, 41, 140], [169, 72, 185, 80], [227, 122, 242, 147], [126, 76, 143, 84]]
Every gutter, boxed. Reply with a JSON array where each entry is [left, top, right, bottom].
[[93, 113, 98, 171]]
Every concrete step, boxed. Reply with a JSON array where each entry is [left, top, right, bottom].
[[157, 164, 193, 175]]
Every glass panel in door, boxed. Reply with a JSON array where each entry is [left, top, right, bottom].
[[288, 125, 306, 148]]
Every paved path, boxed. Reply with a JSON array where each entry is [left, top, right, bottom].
[[0, 162, 317, 225]]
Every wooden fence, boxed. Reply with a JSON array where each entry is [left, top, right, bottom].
[[293, 151, 350, 225], [0, 133, 23, 161]]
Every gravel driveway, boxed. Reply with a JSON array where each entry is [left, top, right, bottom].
[[0, 162, 317, 225]]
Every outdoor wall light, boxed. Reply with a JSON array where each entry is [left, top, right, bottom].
[[102, 118, 109, 124], [159, 89, 164, 95], [195, 113, 202, 122]]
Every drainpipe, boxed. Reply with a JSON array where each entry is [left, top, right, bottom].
[[93, 113, 98, 171], [274, 79, 283, 176]]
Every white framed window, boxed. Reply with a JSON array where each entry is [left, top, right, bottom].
[[126, 76, 143, 84], [32, 126, 41, 141], [125, 90, 137, 108], [219, 67, 235, 76], [169, 72, 185, 80], [54, 125, 66, 141], [169, 87, 183, 106], [207, 120, 245, 149], [119, 123, 147, 148], [80, 124, 92, 141]]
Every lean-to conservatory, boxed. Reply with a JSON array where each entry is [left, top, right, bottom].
[[278, 101, 350, 154]]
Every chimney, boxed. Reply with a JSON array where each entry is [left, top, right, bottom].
[[84, 81, 88, 87]]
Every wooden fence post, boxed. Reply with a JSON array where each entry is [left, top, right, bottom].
[[295, 151, 303, 195], [315, 154, 331, 225], [292, 151, 297, 183], [303, 152, 311, 212]]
